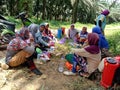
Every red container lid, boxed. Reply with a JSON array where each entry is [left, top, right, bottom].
[[115, 56, 120, 61]]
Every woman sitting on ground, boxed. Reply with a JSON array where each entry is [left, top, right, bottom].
[[68, 24, 78, 41], [5, 27, 42, 75], [79, 26, 88, 45], [63, 33, 101, 77], [43, 23, 54, 39], [92, 26, 110, 58]]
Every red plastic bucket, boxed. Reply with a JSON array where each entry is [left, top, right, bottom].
[[61, 27, 65, 35], [100, 57, 119, 88]]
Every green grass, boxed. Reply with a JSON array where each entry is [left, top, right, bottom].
[[4, 15, 120, 30], [106, 29, 120, 55], [106, 22, 120, 28]]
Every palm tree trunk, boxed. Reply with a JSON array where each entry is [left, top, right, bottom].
[[42, 0, 46, 20], [71, 0, 79, 23], [36, 0, 39, 20]]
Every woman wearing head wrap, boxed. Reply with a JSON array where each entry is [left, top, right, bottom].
[[94, 9, 110, 35], [92, 26, 110, 58], [64, 33, 101, 77], [92, 26, 109, 49], [28, 23, 46, 40], [68, 24, 78, 41], [43, 23, 53, 39], [5, 27, 42, 75], [79, 26, 88, 45], [28, 23, 52, 50], [35, 23, 53, 51], [28, 23, 39, 39]]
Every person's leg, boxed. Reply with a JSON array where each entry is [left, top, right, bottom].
[[101, 28, 105, 36], [102, 30, 105, 36], [72, 57, 78, 73], [26, 53, 42, 75], [63, 54, 77, 76], [42, 36, 50, 43], [8, 50, 31, 67], [8, 50, 42, 75]]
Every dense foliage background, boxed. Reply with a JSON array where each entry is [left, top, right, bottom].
[[0, 0, 120, 56], [0, 0, 120, 23]]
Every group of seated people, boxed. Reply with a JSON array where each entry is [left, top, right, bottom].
[[63, 24, 109, 77], [59, 24, 88, 45], [68, 24, 88, 45], [4, 22, 110, 78], [5, 22, 54, 75]]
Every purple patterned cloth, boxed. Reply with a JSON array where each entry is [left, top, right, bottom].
[[59, 38, 66, 44]]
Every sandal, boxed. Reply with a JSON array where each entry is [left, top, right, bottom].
[[79, 72, 89, 78], [78, 69, 83, 77]]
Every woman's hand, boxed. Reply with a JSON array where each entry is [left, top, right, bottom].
[[82, 39, 88, 47]]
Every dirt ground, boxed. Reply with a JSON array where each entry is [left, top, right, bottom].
[[0, 45, 104, 90]]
